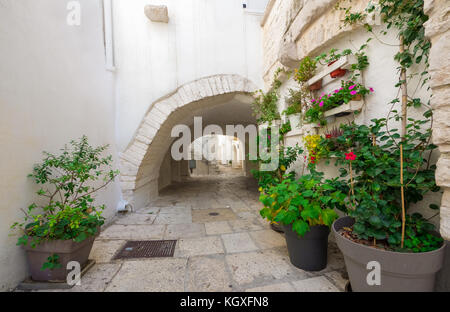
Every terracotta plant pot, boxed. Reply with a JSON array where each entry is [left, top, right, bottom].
[[352, 94, 362, 101], [328, 61, 347, 78], [308, 79, 322, 91], [23, 235, 97, 282], [333, 216, 446, 292], [283, 224, 330, 271]]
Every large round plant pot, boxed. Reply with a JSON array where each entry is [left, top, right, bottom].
[[23, 235, 97, 282], [283, 224, 330, 271], [333, 216, 446, 292]]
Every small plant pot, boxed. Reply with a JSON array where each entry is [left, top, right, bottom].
[[352, 94, 362, 101], [308, 79, 322, 91], [333, 216, 446, 292], [283, 224, 330, 271], [23, 235, 97, 282], [328, 61, 347, 78], [288, 113, 302, 130]]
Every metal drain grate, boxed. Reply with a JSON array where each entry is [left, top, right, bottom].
[[114, 240, 177, 260]]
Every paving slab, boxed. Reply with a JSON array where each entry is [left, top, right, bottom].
[[99, 224, 165, 240], [221, 232, 259, 253], [192, 208, 237, 223], [154, 212, 192, 225], [249, 230, 286, 249], [185, 255, 233, 292], [225, 249, 309, 285], [292, 276, 340, 292], [71, 263, 122, 292], [164, 223, 206, 239], [245, 282, 296, 292], [204, 221, 233, 235], [105, 258, 187, 292], [175, 236, 224, 257], [89, 240, 126, 263], [115, 213, 156, 225]]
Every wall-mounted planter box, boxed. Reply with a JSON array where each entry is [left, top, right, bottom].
[[306, 55, 359, 89], [323, 101, 363, 118]]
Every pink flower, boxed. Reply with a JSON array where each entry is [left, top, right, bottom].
[[319, 101, 324, 107], [345, 152, 357, 161], [334, 89, 339, 94], [370, 87, 374, 92], [311, 99, 316, 103], [348, 85, 356, 90], [328, 94, 331, 97], [339, 87, 343, 91], [350, 90, 357, 96]]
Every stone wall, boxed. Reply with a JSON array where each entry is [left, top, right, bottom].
[[262, 0, 450, 290], [424, 0, 450, 240]]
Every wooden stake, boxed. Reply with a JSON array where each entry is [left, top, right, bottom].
[[400, 144, 405, 248], [399, 36, 408, 248]]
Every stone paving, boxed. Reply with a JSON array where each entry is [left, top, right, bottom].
[[47, 173, 348, 292]]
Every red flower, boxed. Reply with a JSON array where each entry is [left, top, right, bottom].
[[310, 156, 316, 160], [325, 134, 332, 139], [345, 152, 357, 161]]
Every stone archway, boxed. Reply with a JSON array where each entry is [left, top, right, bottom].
[[119, 74, 258, 206]]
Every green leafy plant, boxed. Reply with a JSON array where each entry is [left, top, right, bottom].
[[294, 56, 317, 82], [259, 170, 346, 236], [11, 136, 119, 269], [329, 118, 442, 252], [304, 80, 372, 126], [252, 68, 283, 123]]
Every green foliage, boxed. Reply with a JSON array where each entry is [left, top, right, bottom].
[[11, 136, 119, 269], [294, 56, 317, 82], [251, 139, 303, 192], [338, 0, 430, 81], [252, 68, 283, 123], [259, 170, 346, 236], [283, 89, 305, 116], [304, 80, 372, 126], [327, 118, 442, 252]]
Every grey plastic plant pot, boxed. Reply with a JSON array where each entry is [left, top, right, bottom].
[[23, 235, 96, 282], [283, 224, 330, 271], [333, 216, 446, 292]]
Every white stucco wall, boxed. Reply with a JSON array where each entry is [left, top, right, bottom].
[[0, 0, 122, 291], [113, 0, 267, 151]]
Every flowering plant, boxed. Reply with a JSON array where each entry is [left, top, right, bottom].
[[330, 120, 442, 252], [304, 80, 373, 126], [303, 135, 329, 164]]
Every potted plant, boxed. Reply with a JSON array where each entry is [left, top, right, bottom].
[[10, 136, 119, 282], [283, 89, 305, 130], [252, 143, 303, 234], [303, 80, 372, 126], [259, 170, 345, 271], [329, 120, 445, 291], [316, 48, 351, 79], [294, 56, 321, 91], [252, 68, 282, 126]]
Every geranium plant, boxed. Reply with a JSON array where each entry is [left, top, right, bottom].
[[11, 136, 119, 269], [304, 80, 373, 126], [330, 118, 442, 252], [259, 170, 346, 236]]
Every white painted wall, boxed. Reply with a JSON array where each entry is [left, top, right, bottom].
[[113, 0, 267, 151], [0, 0, 121, 291]]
